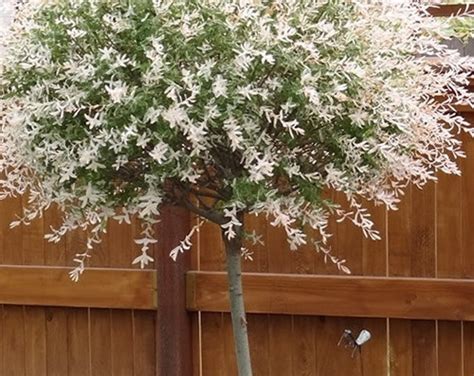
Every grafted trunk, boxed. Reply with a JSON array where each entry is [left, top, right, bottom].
[[223, 230, 253, 376]]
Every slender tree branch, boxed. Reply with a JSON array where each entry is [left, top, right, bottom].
[[172, 184, 226, 224], [188, 186, 225, 201], [192, 191, 214, 211]]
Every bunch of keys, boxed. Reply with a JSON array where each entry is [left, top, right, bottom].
[[337, 329, 372, 358]]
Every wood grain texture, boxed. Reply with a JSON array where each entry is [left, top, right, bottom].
[[387, 179, 437, 376], [312, 193, 362, 375], [0, 194, 160, 375], [2, 306, 26, 376], [89, 309, 112, 376], [23, 203, 47, 376], [156, 205, 193, 376], [111, 310, 134, 376], [411, 184, 437, 376], [188, 271, 474, 321], [0, 265, 156, 309], [247, 215, 270, 376], [411, 320, 436, 376], [389, 320, 413, 376], [24, 306, 47, 376], [362, 202, 386, 276], [67, 309, 91, 376], [133, 310, 156, 376], [438, 321, 462, 376], [361, 318, 387, 376], [464, 322, 474, 375], [461, 115, 474, 376], [266, 216, 294, 376], [201, 313, 226, 376], [222, 313, 238, 376], [427, 4, 474, 17], [46, 307, 69, 376], [437, 136, 465, 376], [43, 205, 66, 267], [247, 314, 270, 376]]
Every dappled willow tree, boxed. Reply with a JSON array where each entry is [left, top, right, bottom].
[[0, 1, 473, 374]]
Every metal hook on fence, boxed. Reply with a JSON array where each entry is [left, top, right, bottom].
[[337, 329, 371, 358]]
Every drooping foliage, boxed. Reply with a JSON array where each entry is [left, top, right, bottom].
[[0, 0, 472, 278]]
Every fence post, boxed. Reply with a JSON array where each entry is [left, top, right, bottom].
[[156, 205, 193, 376]]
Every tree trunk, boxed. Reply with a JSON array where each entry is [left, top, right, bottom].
[[223, 230, 253, 376]]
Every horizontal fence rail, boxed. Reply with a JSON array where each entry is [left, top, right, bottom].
[[0, 265, 157, 309], [187, 271, 474, 321], [3, 266, 474, 319]]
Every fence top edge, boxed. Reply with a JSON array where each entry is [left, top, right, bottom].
[[187, 270, 474, 284]]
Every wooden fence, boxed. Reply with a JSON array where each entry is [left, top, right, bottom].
[[0, 206, 158, 375], [0, 3, 471, 376], [187, 117, 474, 376]]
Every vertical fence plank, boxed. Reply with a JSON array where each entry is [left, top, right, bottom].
[[291, 222, 318, 376], [1, 196, 23, 264], [44, 206, 66, 266], [89, 220, 109, 268], [268, 315, 293, 376], [246, 214, 270, 376], [88, 220, 111, 376], [438, 321, 462, 376], [437, 165, 463, 280], [90, 309, 112, 376], [334, 194, 364, 276], [0, 305, 4, 375], [267, 226, 293, 376], [67, 309, 91, 376], [201, 312, 226, 376], [410, 184, 437, 376], [197, 202, 228, 372], [46, 307, 69, 376], [1, 197, 26, 376], [65, 229, 91, 376], [292, 316, 316, 376], [315, 193, 365, 376], [23, 211, 47, 376], [24, 306, 47, 376], [362, 202, 387, 277], [199, 214, 226, 376], [389, 319, 413, 375], [67, 227, 93, 376], [223, 313, 238, 376], [361, 200, 388, 376], [108, 220, 135, 376], [388, 187, 413, 279], [111, 310, 134, 376], [189, 210, 201, 376], [133, 311, 156, 376], [199, 216, 225, 272], [44, 207, 68, 376], [411, 320, 437, 375], [315, 317, 363, 376], [361, 318, 388, 376], [2, 305, 25, 376], [411, 183, 437, 375], [389, 183, 438, 375], [247, 314, 270, 376], [462, 116, 474, 376], [410, 185, 436, 278], [437, 147, 464, 375], [464, 322, 474, 376]]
